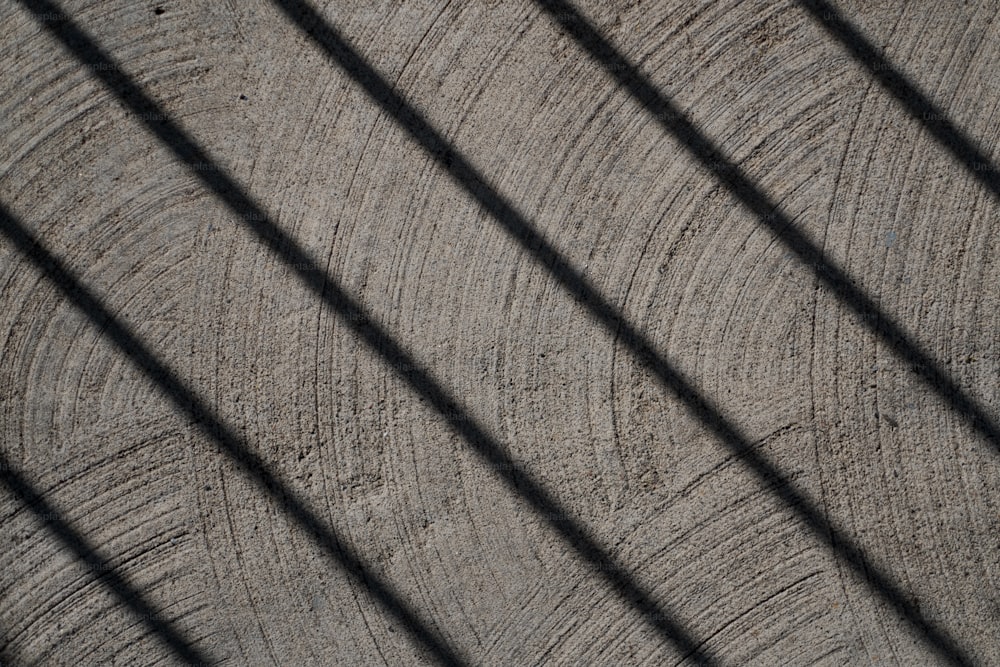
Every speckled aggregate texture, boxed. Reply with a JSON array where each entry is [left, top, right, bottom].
[[1, 0, 999, 665]]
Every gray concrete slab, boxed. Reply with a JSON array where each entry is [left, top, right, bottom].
[[2, 1, 999, 664]]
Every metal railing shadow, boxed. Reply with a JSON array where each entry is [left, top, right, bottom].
[[1, 601, 37, 666], [532, 0, 1000, 456], [13, 0, 714, 664], [0, 450, 214, 665], [0, 204, 467, 666], [799, 0, 1000, 200], [12, 2, 714, 663], [15, 0, 983, 664], [269, 1, 978, 664]]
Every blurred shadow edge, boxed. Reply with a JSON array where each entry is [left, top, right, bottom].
[[799, 0, 1000, 200], [0, 449, 214, 665], [14, 0, 987, 664], [532, 0, 1000, 454], [272, 0, 980, 664], [11, 0, 717, 663], [0, 614, 33, 666], [0, 203, 466, 667]]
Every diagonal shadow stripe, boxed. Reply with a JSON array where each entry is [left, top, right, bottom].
[[0, 625, 29, 667], [532, 0, 1000, 455], [14, 0, 980, 664], [0, 618, 31, 667], [0, 617, 24, 666], [799, 0, 1000, 200], [0, 451, 215, 665], [11, 1, 718, 663], [0, 204, 467, 666], [268, 1, 979, 664]]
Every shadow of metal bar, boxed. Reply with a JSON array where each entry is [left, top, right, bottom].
[[547, 0, 1000, 448], [1, 600, 39, 666], [0, 451, 214, 665], [13, 1, 718, 663], [799, 0, 1000, 199], [264, 1, 977, 664], [532, 0, 1000, 456], [15, 0, 980, 664], [0, 204, 467, 667]]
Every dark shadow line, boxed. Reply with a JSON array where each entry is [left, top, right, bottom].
[[15, 0, 979, 664], [268, 0, 978, 664], [0, 451, 214, 666], [0, 204, 467, 667], [799, 0, 1000, 199], [1, 604, 37, 666], [532, 0, 1000, 455], [13, 1, 716, 663]]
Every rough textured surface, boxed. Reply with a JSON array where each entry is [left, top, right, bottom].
[[2, 0, 1000, 665]]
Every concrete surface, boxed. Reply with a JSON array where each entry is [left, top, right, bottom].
[[2, 0, 1000, 665]]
